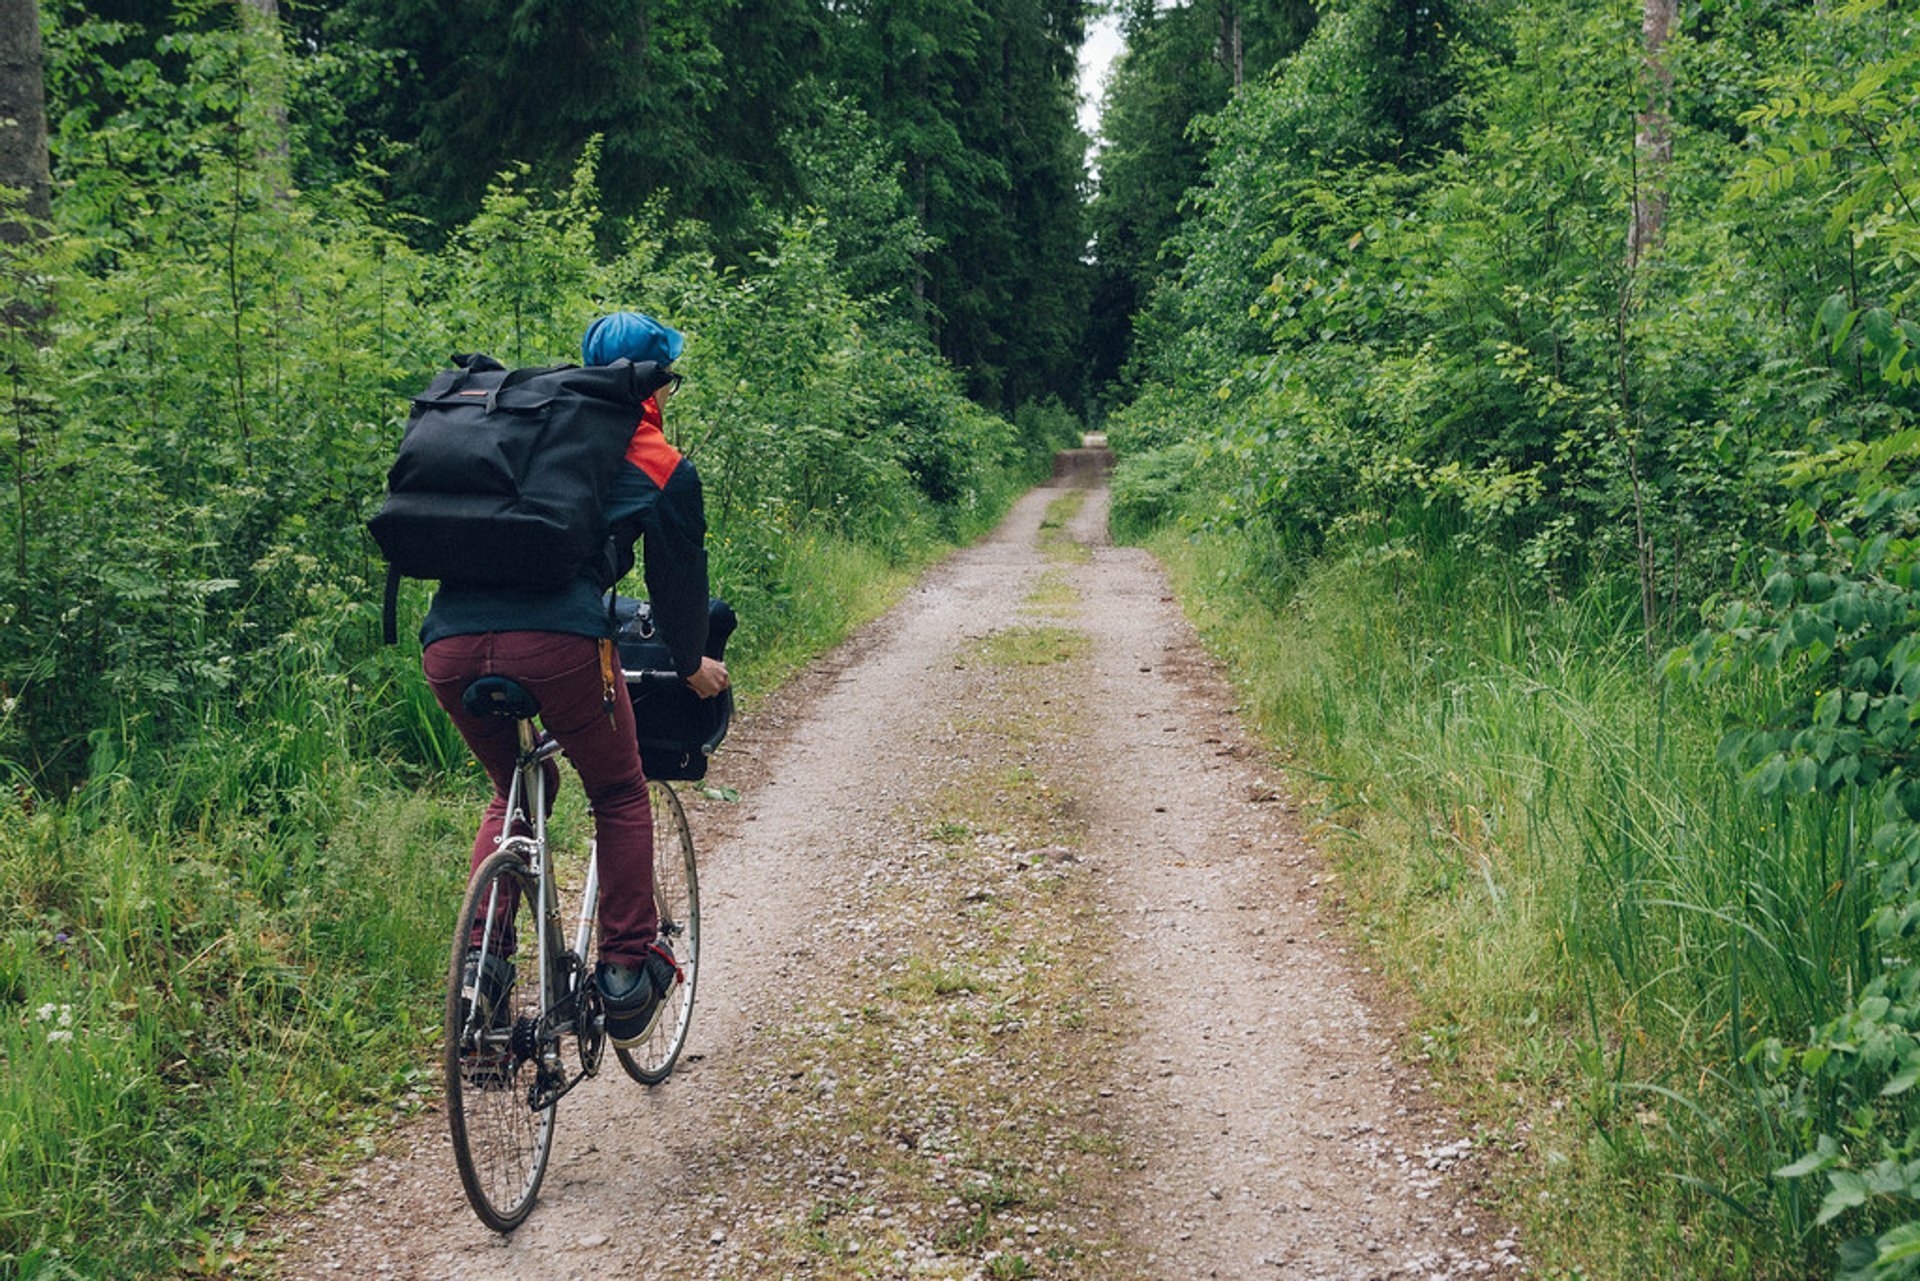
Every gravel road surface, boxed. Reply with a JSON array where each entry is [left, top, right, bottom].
[[273, 456, 1521, 1280]]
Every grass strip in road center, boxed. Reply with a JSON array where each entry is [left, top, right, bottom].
[[679, 609, 1140, 1279], [1039, 491, 1093, 565]]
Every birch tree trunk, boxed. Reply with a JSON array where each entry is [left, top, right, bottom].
[[1621, 0, 1678, 657], [1629, 0, 1676, 267], [0, 0, 51, 243], [1219, 2, 1244, 89], [238, 0, 291, 200]]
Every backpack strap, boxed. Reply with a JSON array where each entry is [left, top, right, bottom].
[[383, 563, 402, 646], [485, 363, 562, 412]]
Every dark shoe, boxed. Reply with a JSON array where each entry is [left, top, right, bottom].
[[597, 942, 681, 1049], [462, 951, 516, 1029], [459, 952, 516, 1089]]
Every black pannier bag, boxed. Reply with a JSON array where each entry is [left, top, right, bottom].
[[368, 353, 676, 642], [614, 595, 738, 781]]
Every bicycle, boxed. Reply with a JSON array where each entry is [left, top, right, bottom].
[[442, 667, 701, 1233]]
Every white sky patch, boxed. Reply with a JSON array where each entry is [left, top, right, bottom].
[[1078, 11, 1126, 144]]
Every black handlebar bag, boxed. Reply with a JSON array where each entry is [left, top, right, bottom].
[[614, 596, 738, 781]]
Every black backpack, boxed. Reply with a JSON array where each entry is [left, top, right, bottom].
[[615, 596, 738, 781], [368, 353, 676, 642]]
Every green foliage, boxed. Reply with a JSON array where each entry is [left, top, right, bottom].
[[292, 0, 827, 252], [1011, 396, 1084, 471], [1109, 439, 1200, 542], [62, 0, 1095, 419], [270, 0, 1094, 411], [784, 94, 937, 312], [830, 0, 1094, 410], [1647, 7, 1920, 1274], [6, 34, 1038, 783], [438, 145, 602, 364], [1085, 0, 1319, 394], [1113, 0, 1918, 606], [1680, 433, 1920, 1277]]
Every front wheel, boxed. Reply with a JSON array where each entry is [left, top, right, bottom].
[[616, 780, 700, 1085], [445, 846, 555, 1232]]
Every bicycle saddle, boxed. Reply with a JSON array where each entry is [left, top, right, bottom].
[[461, 676, 541, 720]]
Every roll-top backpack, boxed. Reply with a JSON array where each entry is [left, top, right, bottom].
[[368, 353, 676, 642]]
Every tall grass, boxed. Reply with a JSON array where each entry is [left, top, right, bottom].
[[0, 751, 463, 1279], [1152, 523, 1874, 1277]]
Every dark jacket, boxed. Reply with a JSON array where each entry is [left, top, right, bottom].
[[420, 398, 711, 677]]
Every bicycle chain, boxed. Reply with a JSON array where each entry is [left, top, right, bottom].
[[523, 957, 604, 1111]]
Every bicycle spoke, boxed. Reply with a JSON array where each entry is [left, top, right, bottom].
[[445, 850, 555, 1232]]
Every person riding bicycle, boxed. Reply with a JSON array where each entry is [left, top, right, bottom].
[[421, 310, 728, 1047]]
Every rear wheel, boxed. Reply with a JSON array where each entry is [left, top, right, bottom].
[[445, 845, 554, 1232], [616, 780, 700, 1085]]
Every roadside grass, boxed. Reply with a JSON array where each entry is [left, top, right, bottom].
[[681, 602, 1134, 1279], [1145, 524, 1846, 1279], [0, 759, 462, 1280], [0, 501, 1026, 1280]]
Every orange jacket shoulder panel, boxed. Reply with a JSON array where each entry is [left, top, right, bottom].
[[624, 398, 684, 489]]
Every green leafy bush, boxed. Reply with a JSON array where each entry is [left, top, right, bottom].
[[1109, 441, 1200, 543]]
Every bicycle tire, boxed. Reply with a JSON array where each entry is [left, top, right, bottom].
[[616, 780, 700, 1085], [445, 846, 555, 1232]]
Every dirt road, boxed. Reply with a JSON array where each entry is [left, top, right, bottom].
[[275, 459, 1520, 1280]]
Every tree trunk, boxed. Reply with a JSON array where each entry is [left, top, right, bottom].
[[0, 0, 51, 242], [1629, 0, 1676, 267], [238, 0, 292, 200], [1219, 2, 1243, 89]]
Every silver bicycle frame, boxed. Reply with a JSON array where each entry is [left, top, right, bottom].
[[573, 850, 600, 962], [463, 719, 551, 1045], [465, 717, 603, 1058], [515, 725, 601, 1047]]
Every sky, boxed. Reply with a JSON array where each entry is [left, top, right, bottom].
[[1077, 9, 1126, 142]]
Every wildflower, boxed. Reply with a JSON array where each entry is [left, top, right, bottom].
[[34, 1003, 73, 1028], [45, 1030, 72, 1046]]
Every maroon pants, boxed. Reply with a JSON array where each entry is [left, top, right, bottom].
[[424, 631, 657, 965]]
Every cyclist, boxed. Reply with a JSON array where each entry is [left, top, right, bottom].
[[421, 310, 728, 1047]]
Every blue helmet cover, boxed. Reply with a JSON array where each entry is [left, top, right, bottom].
[[581, 311, 686, 367]]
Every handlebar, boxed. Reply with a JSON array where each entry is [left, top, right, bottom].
[[623, 668, 686, 689]]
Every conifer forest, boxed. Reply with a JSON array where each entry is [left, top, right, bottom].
[[5, 0, 1920, 1276]]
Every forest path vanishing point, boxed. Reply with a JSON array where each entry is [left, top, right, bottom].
[[275, 454, 1523, 1280]]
